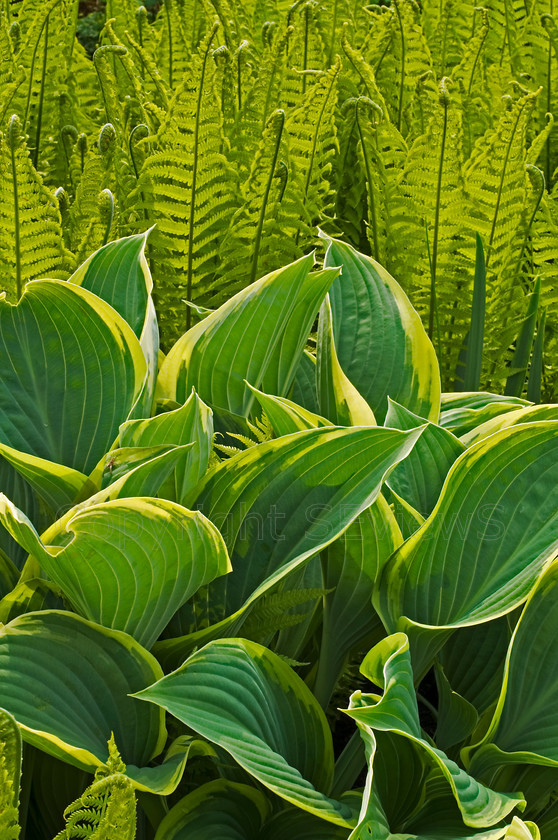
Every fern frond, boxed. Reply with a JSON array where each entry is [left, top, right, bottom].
[[137, 21, 239, 340], [242, 587, 328, 640], [335, 97, 367, 247], [421, 0, 475, 76], [52, 737, 136, 840], [219, 108, 303, 292], [0, 708, 21, 840], [230, 24, 291, 177], [282, 0, 327, 112], [482, 0, 528, 74], [0, 115, 72, 299], [155, 0, 190, 90], [284, 56, 340, 240]]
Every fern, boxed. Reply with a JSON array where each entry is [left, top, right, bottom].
[[219, 108, 303, 292], [0, 115, 71, 299], [137, 22, 239, 338], [281, 0, 327, 113], [242, 587, 328, 640], [285, 56, 341, 241], [0, 708, 21, 840], [155, 0, 190, 90], [52, 737, 136, 840], [421, 0, 474, 77]]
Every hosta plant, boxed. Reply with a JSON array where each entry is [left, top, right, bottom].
[[0, 0, 556, 396], [0, 229, 557, 838]]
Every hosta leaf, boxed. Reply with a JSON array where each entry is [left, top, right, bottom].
[[317, 295, 377, 426], [313, 496, 402, 707], [0, 441, 91, 522], [465, 560, 558, 777], [0, 611, 165, 775], [156, 424, 423, 665], [157, 255, 339, 419], [0, 280, 146, 473], [375, 423, 558, 676], [322, 235, 441, 424], [262, 806, 351, 839], [461, 404, 558, 447], [344, 634, 523, 828], [119, 389, 213, 503], [135, 639, 358, 827], [384, 399, 464, 517], [70, 229, 159, 415], [438, 393, 530, 438], [247, 383, 332, 436], [0, 494, 230, 649], [153, 780, 269, 839], [291, 350, 321, 415]]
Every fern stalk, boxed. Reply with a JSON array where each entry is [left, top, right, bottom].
[[165, 0, 174, 88], [186, 23, 219, 328], [393, 0, 406, 131], [32, 14, 49, 169], [8, 117, 22, 299], [428, 78, 450, 341], [354, 98, 379, 259], [250, 109, 285, 284]]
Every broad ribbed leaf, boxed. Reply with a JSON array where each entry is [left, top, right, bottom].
[[462, 404, 558, 447], [344, 635, 523, 828], [135, 639, 357, 827], [375, 423, 558, 676], [0, 494, 230, 649], [153, 780, 269, 839], [323, 236, 441, 423], [0, 280, 146, 473], [438, 393, 530, 437], [247, 384, 332, 436], [158, 255, 339, 417], [263, 807, 351, 839], [70, 229, 159, 414], [317, 295, 376, 426], [384, 399, 464, 517], [313, 496, 402, 708], [155, 425, 423, 665], [465, 561, 558, 779], [119, 389, 213, 503], [0, 611, 165, 774]]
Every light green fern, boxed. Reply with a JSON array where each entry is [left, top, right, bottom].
[[0, 708, 21, 840]]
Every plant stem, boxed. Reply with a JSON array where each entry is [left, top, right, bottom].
[[250, 111, 285, 285]]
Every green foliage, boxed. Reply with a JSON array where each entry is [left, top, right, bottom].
[[0, 232, 557, 838]]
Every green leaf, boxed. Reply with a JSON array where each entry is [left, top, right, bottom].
[[460, 233, 486, 392], [0, 707, 22, 823], [313, 495, 402, 708], [135, 639, 357, 827], [526, 308, 546, 404], [461, 404, 558, 448], [344, 634, 524, 828], [70, 229, 159, 415], [158, 255, 339, 419], [375, 423, 558, 677], [155, 424, 423, 666], [505, 277, 541, 398], [291, 350, 321, 415], [0, 610, 165, 776], [464, 560, 558, 777], [317, 294, 377, 426], [262, 806, 351, 839], [119, 389, 214, 503], [153, 780, 269, 839], [0, 494, 230, 649], [0, 280, 146, 473], [322, 235, 441, 424], [384, 399, 464, 517], [247, 383, 332, 436]]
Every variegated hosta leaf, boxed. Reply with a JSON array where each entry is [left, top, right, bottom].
[[0, 280, 146, 473], [438, 392, 531, 437], [155, 424, 423, 666], [0, 494, 230, 649], [69, 229, 159, 415], [384, 398, 464, 517], [313, 496, 402, 708], [158, 254, 339, 419], [247, 383, 332, 436], [322, 235, 441, 424], [0, 610, 166, 782], [464, 560, 558, 779], [461, 404, 558, 447], [316, 294, 376, 426], [119, 388, 213, 503], [375, 423, 558, 677], [344, 634, 524, 829], [135, 639, 358, 827], [153, 780, 269, 839]]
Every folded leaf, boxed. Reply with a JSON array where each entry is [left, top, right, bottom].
[[322, 235, 441, 423], [0, 494, 230, 649], [135, 639, 358, 827]]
